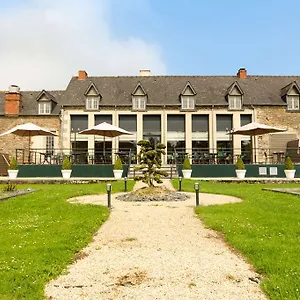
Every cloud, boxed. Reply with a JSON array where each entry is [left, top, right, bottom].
[[0, 0, 166, 91]]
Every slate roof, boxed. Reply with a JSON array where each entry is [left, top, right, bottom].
[[61, 75, 300, 108], [2, 74, 300, 115], [0, 90, 63, 115]]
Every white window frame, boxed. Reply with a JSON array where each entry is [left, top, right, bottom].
[[287, 95, 300, 111], [132, 96, 146, 110], [228, 96, 242, 110], [39, 102, 51, 114], [181, 96, 195, 110], [86, 96, 99, 110]]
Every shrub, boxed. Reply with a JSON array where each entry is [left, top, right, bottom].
[[284, 156, 295, 170], [114, 156, 123, 170], [183, 155, 191, 170], [235, 157, 245, 170], [3, 182, 17, 192], [8, 157, 18, 170], [62, 157, 72, 170], [134, 140, 168, 186]]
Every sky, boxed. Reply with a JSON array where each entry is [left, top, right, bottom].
[[0, 0, 300, 90]]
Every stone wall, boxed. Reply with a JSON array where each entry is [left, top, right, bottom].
[[0, 116, 60, 159], [256, 106, 300, 162]]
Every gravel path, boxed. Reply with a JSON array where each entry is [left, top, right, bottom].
[[45, 181, 265, 300]]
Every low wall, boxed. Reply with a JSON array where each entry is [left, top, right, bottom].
[[177, 164, 300, 178], [18, 164, 129, 178]]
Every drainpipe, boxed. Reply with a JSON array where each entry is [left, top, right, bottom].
[[59, 106, 64, 151], [211, 105, 214, 153]]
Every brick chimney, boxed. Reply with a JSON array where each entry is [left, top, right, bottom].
[[5, 85, 22, 116], [139, 69, 151, 77], [237, 68, 247, 79], [78, 70, 88, 80]]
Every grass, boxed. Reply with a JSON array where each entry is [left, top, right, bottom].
[[0, 180, 134, 300], [173, 179, 300, 300]]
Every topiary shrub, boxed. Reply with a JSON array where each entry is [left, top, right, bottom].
[[284, 156, 295, 170], [235, 157, 245, 170], [134, 140, 168, 187], [8, 157, 18, 170], [114, 156, 123, 170], [182, 155, 191, 170], [62, 156, 72, 170]]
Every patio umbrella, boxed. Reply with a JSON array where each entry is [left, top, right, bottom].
[[230, 122, 286, 163], [0, 122, 57, 162], [78, 122, 132, 155]]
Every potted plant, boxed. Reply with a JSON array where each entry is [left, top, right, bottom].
[[61, 156, 72, 179], [284, 156, 296, 179], [113, 156, 123, 179], [182, 155, 192, 178], [235, 156, 246, 179], [8, 157, 19, 179]]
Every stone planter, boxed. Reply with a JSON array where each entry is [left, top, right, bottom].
[[182, 169, 192, 179], [8, 170, 19, 179], [113, 170, 123, 179], [236, 169, 246, 179], [61, 170, 72, 179], [284, 169, 296, 179]]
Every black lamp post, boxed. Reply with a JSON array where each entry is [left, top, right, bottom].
[[106, 184, 112, 208], [194, 182, 200, 206], [178, 176, 182, 191]]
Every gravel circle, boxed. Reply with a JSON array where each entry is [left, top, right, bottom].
[[45, 181, 266, 300]]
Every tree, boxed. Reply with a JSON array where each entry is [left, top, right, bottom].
[[134, 140, 168, 187]]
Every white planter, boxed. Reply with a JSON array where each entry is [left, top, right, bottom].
[[113, 169, 123, 179], [236, 169, 246, 179], [8, 170, 19, 179], [182, 169, 192, 178], [61, 169, 72, 179], [284, 169, 296, 179]]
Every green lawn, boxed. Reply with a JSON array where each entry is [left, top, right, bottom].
[[173, 179, 300, 300], [0, 181, 134, 300]]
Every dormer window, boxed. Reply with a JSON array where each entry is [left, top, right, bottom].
[[228, 96, 242, 110], [84, 82, 101, 110], [86, 96, 99, 110], [287, 95, 300, 111], [131, 82, 147, 111], [281, 81, 300, 112], [36, 90, 56, 115], [132, 96, 146, 110], [39, 102, 51, 114], [181, 96, 195, 109], [226, 82, 243, 110], [180, 82, 196, 110]]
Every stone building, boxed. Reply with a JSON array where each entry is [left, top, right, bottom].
[[0, 68, 299, 164]]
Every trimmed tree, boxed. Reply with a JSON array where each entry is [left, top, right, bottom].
[[134, 140, 168, 187], [235, 157, 245, 170], [284, 156, 295, 170]]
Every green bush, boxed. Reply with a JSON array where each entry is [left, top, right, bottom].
[[183, 155, 191, 170], [114, 156, 123, 170], [8, 157, 18, 170], [284, 156, 295, 170], [235, 157, 245, 170], [62, 157, 72, 170]]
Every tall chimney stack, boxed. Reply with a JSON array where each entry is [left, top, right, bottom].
[[78, 70, 88, 80], [5, 85, 22, 116], [237, 68, 247, 79]]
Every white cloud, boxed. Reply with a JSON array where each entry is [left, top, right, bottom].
[[0, 0, 166, 90]]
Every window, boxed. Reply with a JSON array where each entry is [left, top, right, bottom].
[[181, 96, 195, 110], [71, 115, 88, 132], [46, 136, 54, 155], [228, 96, 242, 110], [287, 95, 300, 111], [39, 102, 51, 114], [132, 96, 146, 110], [86, 96, 99, 110], [95, 115, 112, 125]]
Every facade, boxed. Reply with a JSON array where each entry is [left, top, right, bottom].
[[0, 68, 300, 165]]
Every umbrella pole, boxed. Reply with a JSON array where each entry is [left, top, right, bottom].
[[103, 136, 106, 160], [28, 133, 31, 164]]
